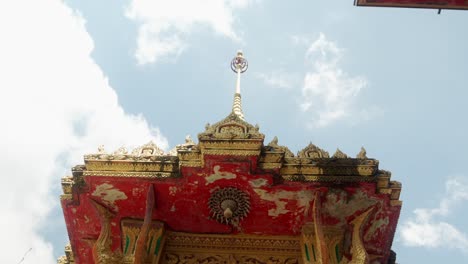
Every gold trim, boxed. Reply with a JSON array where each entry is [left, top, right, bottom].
[[164, 232, 301, 255], [282, 175, 376, 183], [200, 141, 262, 150], [90, 199, 119, 263], [281, 165, 377, 177], [202, 149, 261, 156], [57, 243, 75, 264], [60, 194, 73, 201], [61, 176, 73, 194], [85, 161, 178, 172], [179, 161, 203, 168], [349, 207, 373, 263], [83, 171, 178, 178], [377, 188, 392, 195], [259, 152, 284, 163], [259, 163, 283, 170]]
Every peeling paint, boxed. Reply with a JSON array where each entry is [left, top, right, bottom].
[[364, 217, 389, 241], [92, 183, 127, 210], [84, 215, 90, 224], [249, 178, 268, 188], [71, 208, 77, 214], [205, 165, 236, 185], [323, 189, 377, 222], [254, 189, 314, 217], [170, 205, 176, 212]]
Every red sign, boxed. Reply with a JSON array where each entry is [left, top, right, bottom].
[[355, 0, 468, 10]]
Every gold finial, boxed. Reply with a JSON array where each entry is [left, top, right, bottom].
[[230, 50, 248, 120]]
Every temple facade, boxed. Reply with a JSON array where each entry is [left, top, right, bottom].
[[58, 52, 402, 264]]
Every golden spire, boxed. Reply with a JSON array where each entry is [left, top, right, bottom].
[[230, 50, 248, 120]]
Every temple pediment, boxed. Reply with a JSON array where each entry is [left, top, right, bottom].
[[59, 52, 401, 264]]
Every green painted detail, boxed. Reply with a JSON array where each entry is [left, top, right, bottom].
[[132, 235, 139, 254], [154, 236, 162, 256], [124, 235, 130, 254], [147, 236, 154, 254], [312, 244, 316, 261], [335, 244, 342, 262], [304, 244, 310, 262]]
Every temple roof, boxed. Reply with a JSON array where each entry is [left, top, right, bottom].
[[58, 51, 402, 264]]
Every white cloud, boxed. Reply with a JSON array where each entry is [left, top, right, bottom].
[[300, 33, 368, 127], [0, 1, 167, 263], [259, 33, 374, 128], [255, 71, 300, 90], [400, 177, 468, 252], [125, 0, 255, 64]]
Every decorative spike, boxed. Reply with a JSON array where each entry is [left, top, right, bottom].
[[230, 50, 248, 120], [356, 147, 368, 159], [332, 148, 349, 159]]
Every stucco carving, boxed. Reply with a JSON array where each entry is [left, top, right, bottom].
[[298, 143, 330, 158], [267, 136, 294, 158], [332, 149, 349, 159], [198, 112, 264, 140], [208, 187, 250, 225], [84, 141, 171, 162], [356, 147, 368, 159]]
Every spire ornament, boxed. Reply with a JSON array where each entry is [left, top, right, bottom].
[[231, 50, 248, 120]]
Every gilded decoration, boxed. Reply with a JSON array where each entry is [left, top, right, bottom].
[[162, 253, 299, 264], [200, 141, 262, 150], [198, 112, 264, 141], [61, 176, 74, 194], [176, 135, 196, 151], [202, 149, 261, 156], [84, 141, 173, 162], [375, 170, 402, 206], [83, 171, 177, 178], [57, 243, 75, 264], [297, 143, 330, 159], [76, 230, 305, 264], [259, 162, 283, 170], [89, 199, 123, 264], [208, 187, 250, 225], [82, 141, 181, 178], [282, 175, 377, 183], [178, 150, 202, 167], [266, 136, 294, 158], [85, 160, 179, 173], [349, 208, 374, 263], [121, 219, 166, 264], [356, 147, 367, 159], [164, 232, 301, 255], [59, 51, 402, 264], [332, 149, 349, 159], [300, 206, 374, 264], [259, 151, 284, 163]]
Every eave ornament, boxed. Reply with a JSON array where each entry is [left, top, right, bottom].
[[332, 149, 349, 159], [267, 136, 294, 158], [199, 112, 264, 140], [84, 141, 171, 162], [132, 141, 165, 156], [298, 143, 330, 158], [356, 147, 367, 159], [208, 187, 250, 225]]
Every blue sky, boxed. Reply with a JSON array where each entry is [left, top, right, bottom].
[[1, 0, 468, 263]]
